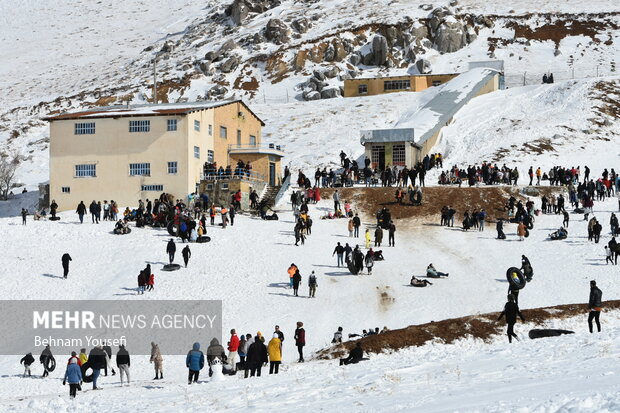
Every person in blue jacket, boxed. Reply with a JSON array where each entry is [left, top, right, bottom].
[[186, 342, 205, 384], [63, 358, 83, 398]]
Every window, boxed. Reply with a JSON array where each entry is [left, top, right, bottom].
[[250, 135, 256, 146], [167, 119, 177, 131], [222, 183, 229, 190], [237, 130, 242, 146], [194, 120, 200, 131], [206, 184, 213, 190], [208, 124, 213, 136], [61, 187, 70, 193], [392, 144, 406, 166], [129, 163, 150, 176], [383, 79, 411, 91], [207, 150, 214, 163], [167, 161, 178, 174], [358, 84, 368, 95], [74, 122, 95, 135], [141, 184, 163, 191], [194, 146, 200, 159], [75, 164, 96, 177], [432, 80, 442, 86], [129, 120, 150, 132], [220, 126, 227, 139]]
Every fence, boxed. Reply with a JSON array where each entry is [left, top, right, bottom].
[[200, 171, 265, 183], [504, 64, 618, 88]]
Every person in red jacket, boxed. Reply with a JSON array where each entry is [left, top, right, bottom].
[[294, 321, 305, 363], [227, 329, 240, 371]]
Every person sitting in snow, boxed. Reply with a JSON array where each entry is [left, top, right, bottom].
[[426, 263, 448, 278]]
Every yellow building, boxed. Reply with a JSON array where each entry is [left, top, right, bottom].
[[44, 100, 283, 211], [344, 73, 458, 97]]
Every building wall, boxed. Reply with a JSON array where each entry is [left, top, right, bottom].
[[187, 110, 215, 195], [198, 179, 266, 210], [213, 101, 263, 168], [228, 153, 282, 185], [344, 74, 459, 97]]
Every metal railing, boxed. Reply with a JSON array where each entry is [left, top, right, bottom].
[[227, 143, 285, 152], [201, 170, 265, 183]]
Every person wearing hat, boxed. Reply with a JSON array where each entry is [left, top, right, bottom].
[[267, 333, 282, 374], [63, 357, 83, 398], [588, 280, 603, 333], [497, 294, 525, 343], [294, 321, 306, 362]]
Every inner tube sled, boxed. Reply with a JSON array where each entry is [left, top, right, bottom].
[[506, 267, 526, 290], [196, 236, 211, 243], [167, 222, 177, 236], [81, 361, 93, 383], [528, 329, 574, 340], [44, 356, 56, 373], [162, 263, 181, 272]]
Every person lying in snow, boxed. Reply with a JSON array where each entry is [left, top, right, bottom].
[[426, 264, 449, 278], [410, 276, 432, 287]]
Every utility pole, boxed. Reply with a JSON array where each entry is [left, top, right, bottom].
[[153, 55, 158, 104]]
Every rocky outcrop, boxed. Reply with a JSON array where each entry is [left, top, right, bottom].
[[219, 56, 240, 73], [321, 87, 341, 99], [226, 0, 282, 25], [433, 18, 468, 53], [229, 0, 249, 25], [371, 34, 388, 66], [416, 58, 432, 74], [292, 17, 311, 33], [265, 19, 291, 44]]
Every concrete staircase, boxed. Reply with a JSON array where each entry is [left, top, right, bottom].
[[259, 185, 281, 209]]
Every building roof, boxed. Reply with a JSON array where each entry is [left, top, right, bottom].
[[43, 99, 265, 126], [361, 68, 499, 145]]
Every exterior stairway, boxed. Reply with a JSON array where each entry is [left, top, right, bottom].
[[259, 185, 281, 209]]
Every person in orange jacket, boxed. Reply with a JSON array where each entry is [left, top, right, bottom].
[[287, 263, 297, 289]]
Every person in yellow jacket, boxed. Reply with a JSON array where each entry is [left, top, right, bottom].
[[535, 167, 542, 185], [79, 348, 88, 366], [365, 228, 371, 248], [267, 334, 282, 374]]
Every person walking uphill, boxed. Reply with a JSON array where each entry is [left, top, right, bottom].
[[497, 294, 525, 343], [61, 253, 72, 279], [182, 245, 191, 268], [588, 280, 603, 333], [295, 321, 306, 362], [166, 239, 176, 264], [63, 358, 83, 399], [186, 342, 205, 384], [76, 201, 87, 223], [268, 333, 282, 374], [388, 221, 396, 246]]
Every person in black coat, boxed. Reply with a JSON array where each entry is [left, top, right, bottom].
[[61, 253, 72, 279], [292, 270, 302, 297], [497, 294, 525, 343], [116, 345, 131, 385], [182, 245, 191, 268], [245, 336, 268, 377], [39, 345, 53, 377], [588, 280, 603, 333], [166, 239, 176, 264], [340, 342, 364, 365], [88, 346, 107, 389], [20, 353, 35, 377]]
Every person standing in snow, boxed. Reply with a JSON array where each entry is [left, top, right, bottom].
[[333, 242, 345, 267], [292, 269, 302, 297], [588, 280, 603, 333], [365, 250, 374, 275], [374, 226, 383, 247], [87, 346, 106, 389], [63, 358, 82, 398], [246, 335, 268, 377], [388, 221, 396, 246], [517, 221, 526, 241], [166, 239, 176, 264], [353, 213, 361, 237], [332, 327, 343, 343], [116, 345, 130, 386], [308, 271, 318, 297], [186, 342, 205, 384], [206, 338, 226, 377], [227, 329, 240, 372], [365, 228, 371, 248], [21, 208, 27, 225], [497, 294, 525, 343], [268, 333, 282, 374], [61, 253, 72, 279], [103, 345, 115, 376], [294, 321, 306, 363], [496, 219, 506, 239], [287, 264, 297, 289], [150, 342, 163, 380], [76, 201, 86, 223], [182, 245, 191, 268], [333, 190, 341, 212]]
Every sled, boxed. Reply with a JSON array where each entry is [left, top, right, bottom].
[[113, 227, 131, 235], [49, 217, 61, 221], [265, 214, 279, 221], [167, 222, 177, 236], [196, 236, 211, 243], [81, 362, 94, 383], [44, 357, 56, 373], [506, 267, 526, 290], [528, 329, 574, 340], [526, 221, 534, 230], [347, 260, 360, 275], [524, 229, 530, 238], [162, 264, 181, 272]]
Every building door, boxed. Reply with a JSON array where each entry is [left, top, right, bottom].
[[371, 145, 385, 170], [269, 162, 276, 186]]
